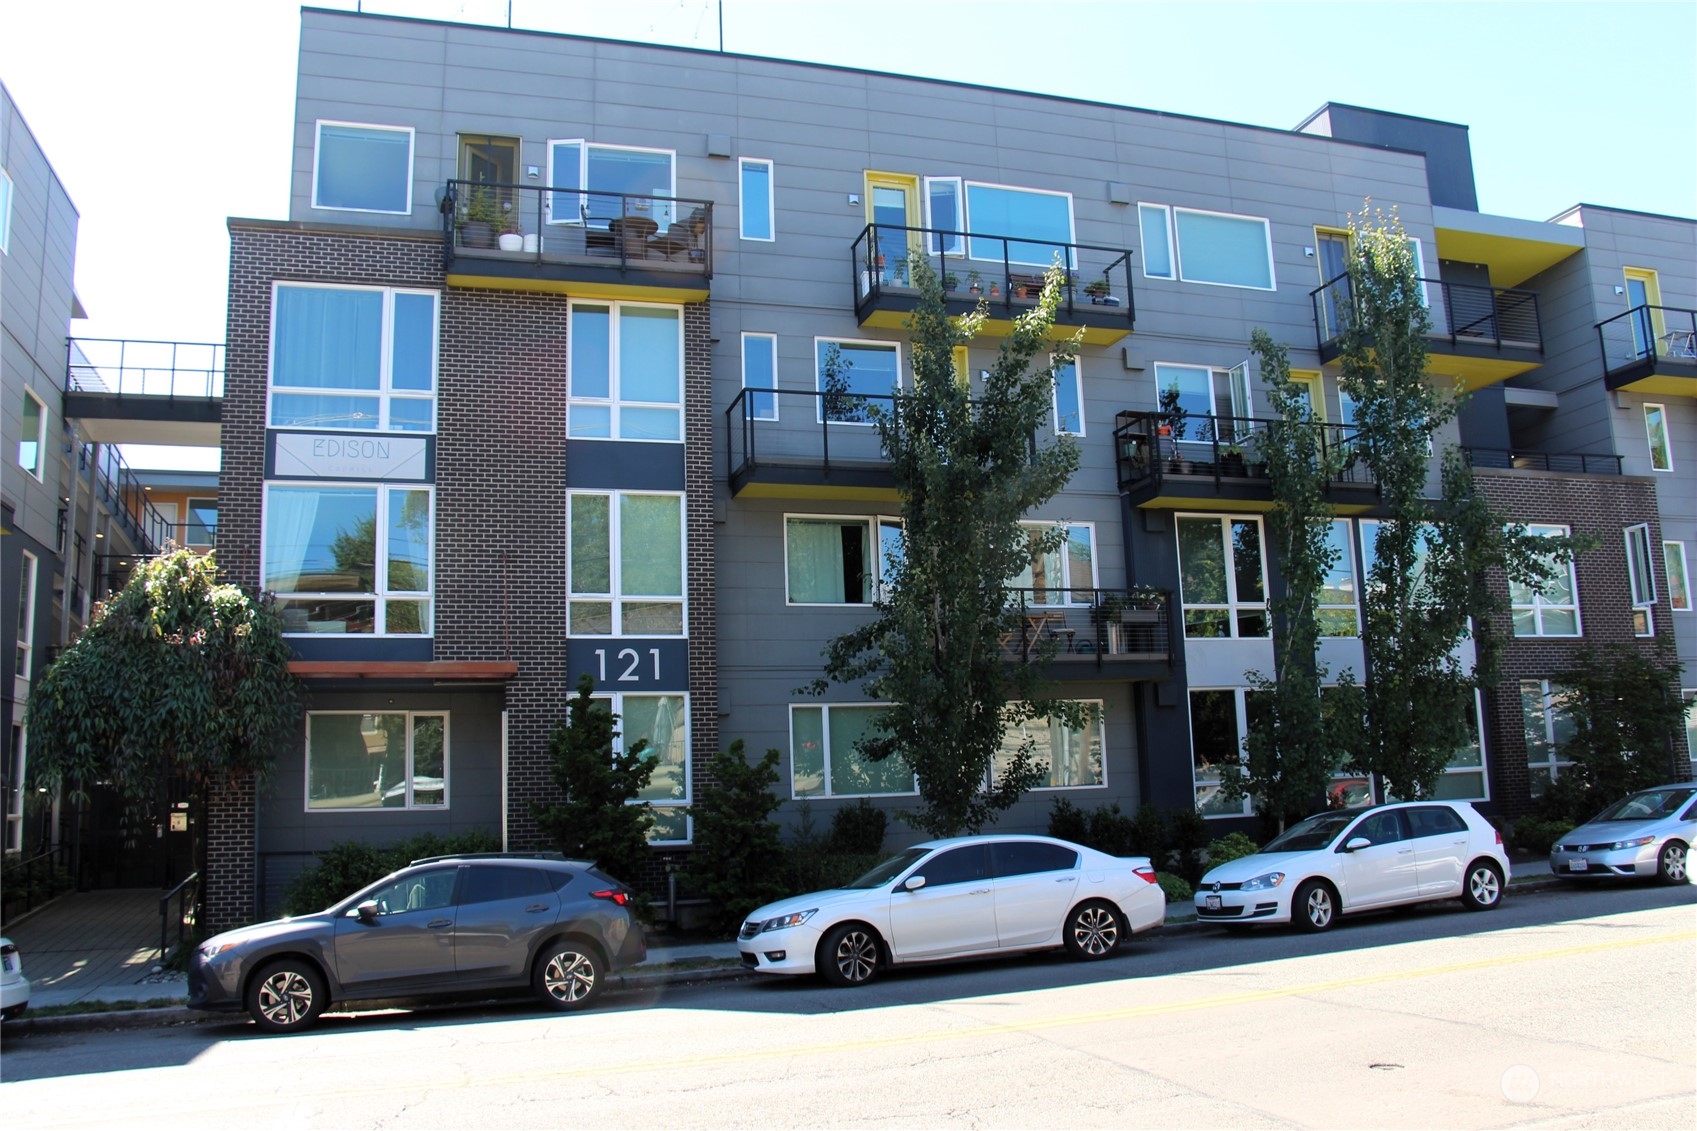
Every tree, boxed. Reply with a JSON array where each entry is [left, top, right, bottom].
[[806, 257, 1083, 837], [531, 675, 656, 885], [681, 741, 789, 933]]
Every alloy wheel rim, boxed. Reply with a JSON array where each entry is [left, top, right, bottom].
[[835, 931, 877, 982], [1665, 844, 1687, 882], [1471, 867, 1500, 904], [1307, 889, 1332, 927], [1074, 907, 1119, 955], [544, 951, 596, 1002], [258, 971, 313, 1026]]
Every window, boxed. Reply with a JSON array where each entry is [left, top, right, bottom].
[[1190, 688, 1257, 817], [817, 339, 900, 424], [270, 284, 437, 432], [1173, 208, 1275, 290], [742, 333, 778, 421], [312, 121, 414, 214], [1684, 692, 1697, 768], [995, 702, 1104, 789], [963, 182, 1074, 267], [1177, 516, 1268, 638], [785, 515, 902, 604], [598, 692, 690, 843], [1644, 403, 1673, 472], [5, 724, 25, 852], [1138, 204, 1173, 279], [1521, 680, 1575, 797], [15, 551, 37, 680], [1624, 267, 1665, 357], [0, 166, 12, 255], [1053, 359, 1083, 436], [463, 864, 549, 905], [264, 485, 433, 635], [739, 158, 773, 241], [306, 712, 446, 810], [1431, 692, 1488, 801], [925, 177, 963, 255], [185, 498, 218, 548], [1318, 518, 1359, 636], [1666, 541, 1692, 612], [790, 704, 915, 799], [1508, 524, 1580, 637], [569, 302, 682, 441], [1625, 524, 1656, 637], [1013, 523, 1095, 606], [547, 141, 676, 227], [568, 491, 684, 636], [1154, 362, 1250, 442], [17, 388, 45, 480], [365, 867, 457, 914]]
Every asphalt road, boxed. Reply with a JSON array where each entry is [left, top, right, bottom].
[[3, 882, 1693, 1129]]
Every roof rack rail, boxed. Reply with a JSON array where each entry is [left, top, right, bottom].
[[408, 850, 571, 865]]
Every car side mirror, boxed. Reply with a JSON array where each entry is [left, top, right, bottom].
[[356, 900, 380, 923], [902, 875, 927, 893], [1342, 837, 1371, 853]]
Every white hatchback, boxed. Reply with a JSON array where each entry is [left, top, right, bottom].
[[738, 834, 1166, 986], [1, 937, 28, 1021], [1194, 801, 1511, 932]]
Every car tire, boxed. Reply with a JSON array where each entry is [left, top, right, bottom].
[[1656, 841, 1689, 885], [1292, 880, 1336, 932], [817, 923, 880, 987], [246, 959, 328, 1033], [1062, 899, 1123, 960], [1460, 859, 1504, 910], [533, 939, 604, 1011]]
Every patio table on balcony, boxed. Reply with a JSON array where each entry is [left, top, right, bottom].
[[609, 216, 658, 257]]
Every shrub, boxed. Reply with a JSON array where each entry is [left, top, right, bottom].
[[1086, 803, 1137, 857], [1205, 832, 1260, 869], [1156, 872, 1193, 903], [1047, 797, 1090, 845], [681, 742, 790, 935], [281, 831, 499, 916], [1511, 817, 1571, 856], [1129, 804, 1171, 868], [828, 799, 888, 856], [1167, 808, 1211, 884], [781, 846, 885, 894]]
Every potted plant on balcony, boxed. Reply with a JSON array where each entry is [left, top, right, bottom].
[[1084, 277, 1111, 303], [943, 271, 960, 293], [458, 186, 499, 249], [1221, 442, 1247, 476], [498, 212, 524, 252], [1158, 385, 1189, 473], [967, 270, 983, 296]]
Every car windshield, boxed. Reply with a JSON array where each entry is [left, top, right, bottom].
[[1591, 788, 1695, 822], [1261, 812, 1357, 853], [843, 848, 929, 889]]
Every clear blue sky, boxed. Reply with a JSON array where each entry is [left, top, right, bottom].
[[4, 0, 1694, 351]]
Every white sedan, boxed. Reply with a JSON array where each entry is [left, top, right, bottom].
[[1195, 801, 1511, 931], [1, 937, 28, 1021], [737, 834, 1165, 986]]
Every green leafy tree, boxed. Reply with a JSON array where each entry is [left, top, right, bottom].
[[532, 675, 655, 885], [806, 257, 1083, 837], [681, 741, 789, 933]]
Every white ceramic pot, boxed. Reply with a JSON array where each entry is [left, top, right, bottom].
[[498, 232, 523, 252], [522, 233, 539, 254]]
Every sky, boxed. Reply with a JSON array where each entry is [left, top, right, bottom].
[[3, 0, 1694, 356]]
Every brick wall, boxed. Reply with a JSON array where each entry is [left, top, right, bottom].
[[203, 774, 256, 933]]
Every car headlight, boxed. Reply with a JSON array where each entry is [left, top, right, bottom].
[[1607, 836, 1656, 851], [756, 910, 817, 934], [1239, 872, 1286, 892], [199, 941, 238, 961]]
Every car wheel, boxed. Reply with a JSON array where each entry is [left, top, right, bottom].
[[246, 959, 327, 1033], [1460, 860, 1504, 910], [817, 923, 880, 987], [1063, 899, 1124, 960], [1656, 841, 1689, 885], [1292, 880, 1336, 932], [533, 940, 604, 1011]]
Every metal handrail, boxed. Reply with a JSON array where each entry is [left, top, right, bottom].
[[78, 441, 174, 554], [1111, 410, 1376, 494], [1461, 447, 1624, 476], [1002, 587, 1174, 665], [1309, 272, 1542, 352], [1594, 304, 1697, 375], [66, 338, 225, 399], [159, 871, 200, 960]]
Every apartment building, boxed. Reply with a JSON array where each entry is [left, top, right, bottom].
[[189, 8, 1691, 928]]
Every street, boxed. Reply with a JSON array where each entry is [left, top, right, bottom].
[[3, 883, 1693, 1129]]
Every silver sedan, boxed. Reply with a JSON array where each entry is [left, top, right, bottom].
[[1550, 782, 1697, 884]]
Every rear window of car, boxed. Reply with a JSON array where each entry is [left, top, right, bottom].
[[462, 864, 551, 905], [993, 841, 1078, 878]]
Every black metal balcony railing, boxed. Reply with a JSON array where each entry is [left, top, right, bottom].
[[79, 441, 174, 555], [440, 180, 712, 279], [1112, 411, 1376, 496], [1311, 273, 1542, 354], [1002, 588, 1174, 666], [1595, 304, 1697, 385], [66, 339, 225, 399], [1461, 447, 1623, 476], [851, 223, 1134, 328]]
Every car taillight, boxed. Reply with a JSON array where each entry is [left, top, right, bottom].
[[1494, 829, 1503, 846], [591, 889, 631, 906], [1134, 866, 1158, 884]]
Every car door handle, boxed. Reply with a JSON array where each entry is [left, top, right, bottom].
[[1397, 849, 1413, 855], [524, 903, 550, 913], [972, 888, 991, 895], [427, 918, 453, 929]]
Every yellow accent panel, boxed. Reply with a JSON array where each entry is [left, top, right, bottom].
[[1614, 374, 1697, 398], [445, 272, 709, 303], [1426, 352, 1543, 391], [859, 308, 1128, 346], [1432, 229, 1581, 289], [734, 482, 901, 502]]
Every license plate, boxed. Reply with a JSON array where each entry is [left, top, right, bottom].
[[1570, 858, 1589, 872], [1205, 895, 1222, 910]]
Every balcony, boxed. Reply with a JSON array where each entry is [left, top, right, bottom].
[[76, 441, 175, 556], [440, 181, 711, 302], [1311, 274, 1543, 387], [1595, 305, 1697, 397], [727, 387, 900, 500], [1001, 588, 1174, 681], [1113, 411, 1379, 513], [1461, 447, 1623, 476], [65, 338, 224, 446], [851, 224, 1135, 346]]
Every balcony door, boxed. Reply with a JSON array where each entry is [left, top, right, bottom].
[[865, 172, 920, 287], [1316, 229, 1351, 338], [1624, 267, 1664, 358]]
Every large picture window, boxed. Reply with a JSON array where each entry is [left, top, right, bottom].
[[790, 704, 915, 799], [594, 692, 690, 844], [1173, 208, 1275, 290], [264, 484, 432, 635], [1520, 680, 1575, 797], [785, 515, 903, 605], [963, 182, 1074, 267], [995, 702, 1104, 790], [568, 491, 684, 636], [1177, 516, 1268, 638], [569, 302, 682, 441], [1508, 523, 1580, 637], [1190, 688, 1258, 817], [307, 712, 446, 810], [1013, 523, 1095, 606], [312, 121, 414, 214], [270, 284, 437, 432], [547, 140, 677, 228], [1153, 362, 1250, 443], [816, 339, 900, 424]]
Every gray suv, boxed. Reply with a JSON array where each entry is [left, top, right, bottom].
[[189, 852, 646, 1032]]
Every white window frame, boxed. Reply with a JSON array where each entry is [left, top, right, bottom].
[[305, 711, 448, 811], [567, 300, 684, 442], [1153, 362, 1251, 441], [1626, 524, 1657, 637], [15, 550, 38, 681], [17, 387, 46, 481], [961, 180, 1076, 268], [741, 332, 778, 422], [1521, 679, 1574, 797], [1644, 403, 1673, 472], [597, 690, 692, 845], [267, 282, 439, 433], [184, 497, 218, 548], [544, 139, 678, 225], [1666, 541, 1692, 613], [0, 165, 13, 255], [1176, 514, 1270, 639], [738, 157, 774, 242], [1138, 203, 1174, 280], [815, 337, 902, 426], [784, 513, 903, 606], [311, 120, 415, 215], [924, 176, 963, 256], [1319, 517, 1360, 637], [567, 489, 687, 638], [1509, 523, 1581, 638], [788, 703, 917, 800], [995, 701, 1107, 791], [1052, 356, 1084, 436], [1189, 687, 1255, 818], [1172, 206, 1276, 291], [1014, 521, 1097, 607], [1435, 689, 1490, 802], [6, 722, 26, 852]]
